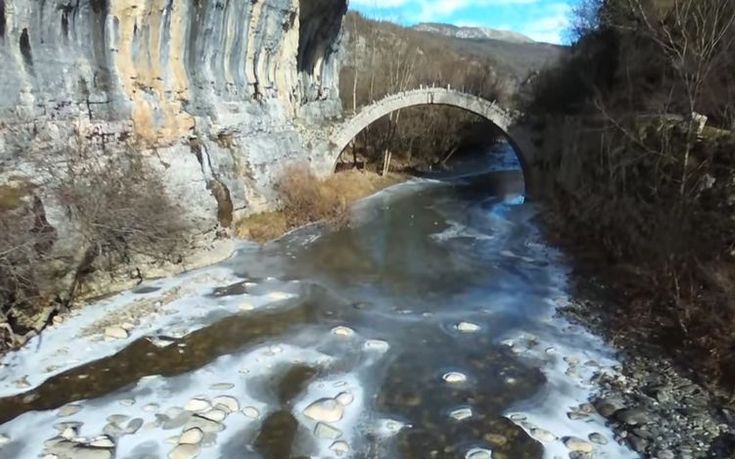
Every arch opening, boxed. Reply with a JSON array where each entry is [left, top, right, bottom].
[[329, 88, 530, 195]]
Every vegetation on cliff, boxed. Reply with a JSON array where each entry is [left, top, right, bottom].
[[531, 0, 735, 390], [0, 145, 189, 352]]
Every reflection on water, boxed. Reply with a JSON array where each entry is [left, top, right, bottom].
[[0, 146, 634, 459]]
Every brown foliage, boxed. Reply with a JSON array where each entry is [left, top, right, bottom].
[[236, 167, 399, 242]]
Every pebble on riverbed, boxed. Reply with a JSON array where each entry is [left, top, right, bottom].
[[442, 372, 467, 383]]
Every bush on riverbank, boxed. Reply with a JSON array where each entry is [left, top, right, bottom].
[[236, 167, 400, 242], [0, 145, 189, 352], [531, 0, 735, 391]]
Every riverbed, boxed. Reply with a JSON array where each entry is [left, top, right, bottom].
[[0, 147, 636, 458]]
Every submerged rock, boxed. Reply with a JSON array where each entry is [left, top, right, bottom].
[[456, 321, 481, 333], [449, 407, 473, 421], [442, 372, 468, 383], [330, 440, 350, 455], [314, 422, 342, 440], [465, 448, 493, 459]]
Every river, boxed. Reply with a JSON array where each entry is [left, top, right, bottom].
[[0, 145, 636, 458]]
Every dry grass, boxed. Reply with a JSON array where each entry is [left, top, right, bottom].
[[236, 167, 400, 242]]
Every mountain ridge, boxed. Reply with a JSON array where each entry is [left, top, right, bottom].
[[413, 22, 535, 44]]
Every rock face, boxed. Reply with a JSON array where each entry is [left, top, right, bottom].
[[0, 0, 347, 291]]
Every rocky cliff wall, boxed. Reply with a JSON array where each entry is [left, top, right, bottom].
[[0, 0, 346, 220], [0, 0, 347, 301]]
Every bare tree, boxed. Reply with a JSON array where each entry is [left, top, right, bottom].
[[623, 0, 735, 193]]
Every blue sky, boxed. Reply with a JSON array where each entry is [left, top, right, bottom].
[[349, 0, 579, 44]]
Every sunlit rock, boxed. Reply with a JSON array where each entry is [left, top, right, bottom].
[[185, 398, 211, 412], [89, 436, 115, 448], [179, 427, 204, 445], [213, 396, 240, 413], [200, 408, 227, 422], [303, 398, 344, 423], [242, 406, 260, 419], [529, 428, 555, 443], [106, 414, 129, 424], [104, 326, 128, 339], [314, 422, 342, 440], [442, 372, 467, 383], [169, 443, 201, 459]]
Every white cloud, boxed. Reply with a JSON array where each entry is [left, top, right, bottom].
[[520, 2, 570, 43]]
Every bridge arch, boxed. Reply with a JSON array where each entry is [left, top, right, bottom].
[[329, 87, 530, 183]]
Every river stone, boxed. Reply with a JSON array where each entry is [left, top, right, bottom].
[[442, 372, 467, 383], [209, 383, 234, 390], [89, 436, 115, 448], [589, 432, 608, 445], [185, 398, 211, 412], [331, 326, 354, 337], [456, 321, 481, 333], [314, 422, 342, 440], [364, 339, 390, 352], [449, 408, 473, 421], [186, 415, 224, 433], [242, 407, 260, 419], [179, 427, 204, 445], [106, 414, 129, 424], [41, 455, 58, 459], [336, 392, 354, 406], [465, 448, 492, 459], [104, 326, 128, 339], [330, 440, 350, 455], [657, 449, 675, 459], [200, 408, 227, 422], [102, 422, 125, 437], [0, 433, 9, 445], [213, 396, 240, 413], [57, 404, 83, 417], [143, 403, 160, 413], [126, 418, 144, 434], [616, 408, 651, 426], [169, 443, 201, 459], [60, 427, 77, 440], [72, 446, 113, 459], [303, 398, 344, 423], [483, 433, 508, 446], [530, 428, 555, 442], [564, 437, 594, 453], [119, 398, 136, 406]]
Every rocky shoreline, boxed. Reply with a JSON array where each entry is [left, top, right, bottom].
[[560, 282, 735, 458]]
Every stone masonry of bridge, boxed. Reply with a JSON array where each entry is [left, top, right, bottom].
[[320, 87, 541, 195]]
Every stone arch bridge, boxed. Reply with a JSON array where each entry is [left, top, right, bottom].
[[320, 87, 540, 193]]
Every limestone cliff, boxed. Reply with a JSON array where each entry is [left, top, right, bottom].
[[0, 0, 346, 217], [0, 0, 347, 303]]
